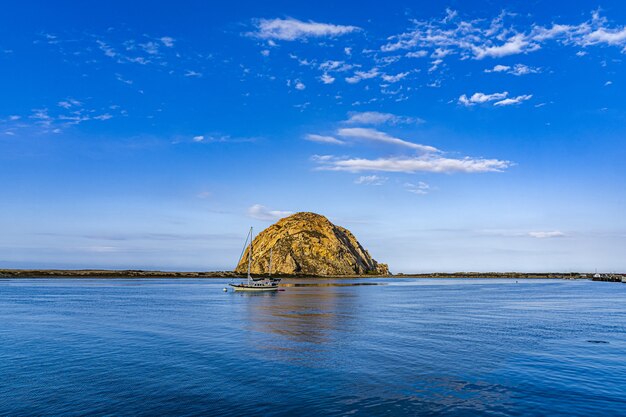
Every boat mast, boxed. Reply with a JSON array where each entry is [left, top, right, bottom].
[[268, 247, 273, 278], [247, 227, 253, 284]]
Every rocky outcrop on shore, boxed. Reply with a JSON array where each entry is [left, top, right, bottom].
[[235, 212, 389, 276]]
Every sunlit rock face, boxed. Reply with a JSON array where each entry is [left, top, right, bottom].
[[235, 212, 389, 276]]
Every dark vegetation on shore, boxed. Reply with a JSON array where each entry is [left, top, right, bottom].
[[0, 269, 606, 279]]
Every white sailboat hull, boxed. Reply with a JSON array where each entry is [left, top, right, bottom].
[[229, 283, 279, 291]]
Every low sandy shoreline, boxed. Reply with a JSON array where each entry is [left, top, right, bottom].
[[0, 269, 597, 279]]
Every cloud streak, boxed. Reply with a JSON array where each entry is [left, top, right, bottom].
[[251, 18, 360, 41], [380, 9, 626, 68], [337, 128, 438, 152], [315, 155, 511, 174], [345, 111, 423, 126], [459, 91, 532, 107], [355, 175, 387, 185], [247, 204, 293, 221], [305, 134, 346, 145], [528, 231, 566, 239]]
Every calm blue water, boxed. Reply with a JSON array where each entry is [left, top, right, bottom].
[[1, 278, 625, 416]]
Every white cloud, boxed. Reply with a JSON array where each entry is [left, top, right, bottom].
[[116, 73, 133, 85], [160, 36, 175, 47], [305, 134, 345, 145], [404, 181, 430, 194], [337, 128, 438, 152], [93, 114, 113, 121], [458, 92, 508, 106], [584, 27, 626, 45], [315, 155, 511, 174], [139, 41, 160, 55], [485, 64, 511, 73], [345, 68, 380, 84], [485, 64, 540, 75], [260, 49, 270, 57], [528, 231, 566, 239], [57, 98, 81, 109], [320, 73, 335, 84], [345, 111, 423, 125], [251, 18, 360, 41], [193, 135, 205, 142], [311, 154, 335, 162], [493, 94, 532, 106], [380, 9, 626, 70], [473, 34, 537, 59], [184, 70, 202, 77], [381, 72, 410, 83], [319, 60, 353, 72], [247, 204, 293, 221], [509, 64, 540, 75], [355, 175, 387, 185], [604, 80, 613, 86], [406, 50, 428, 58], [96, 40, 117, 58], [295, 80, 306, 90]]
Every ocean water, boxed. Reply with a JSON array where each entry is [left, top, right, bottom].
[[1, 278, 625, 416]]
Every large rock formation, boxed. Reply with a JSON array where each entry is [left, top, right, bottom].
[[235, 212, 389, 276]]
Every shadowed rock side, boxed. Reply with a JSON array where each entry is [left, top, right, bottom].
[[235, 212, 389, 276]]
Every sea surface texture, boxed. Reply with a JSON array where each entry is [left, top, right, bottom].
[[1, 278, 625, 416]]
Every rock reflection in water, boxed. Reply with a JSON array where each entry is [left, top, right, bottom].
[[237, 281, 364, 366]]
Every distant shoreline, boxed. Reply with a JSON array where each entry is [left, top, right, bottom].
[[0, 269, 606, 279]]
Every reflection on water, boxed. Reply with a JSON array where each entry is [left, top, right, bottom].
[[244, 284, 357, 348], [1, 278, 625, 416], [280, 282, 384, 287]]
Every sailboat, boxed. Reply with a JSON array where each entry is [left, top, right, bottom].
[[229, 227, 280, 291]]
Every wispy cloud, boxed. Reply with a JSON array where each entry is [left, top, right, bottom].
[[345, 111, 423, 125], [319, 73, 336, 84], [250, 18, 360, 41], [247, 204, 293, 221], [184, 70, 202, 77], [160, 36, 175, 47], [315, 155, 511, 174], [57, 98, 82, 109], [41, 30, 203, 81], [345, 68, 380, 84], [187, 133, 257, 144], [459, 91, 533, 107], [337, 128, 438, 152], [305, 134, 346, 145], [6, 98, 120, 135], [380, 9, 626, 68], [381, 71, 410, 83], [528, 231, 566, 239], [485, 64, 541, 76], [493, 94, 533, 106], [354, 175, 387, 185], [473, 34, 536, 59], [404, 181, 430, 194], [458, 92, 508, 106]]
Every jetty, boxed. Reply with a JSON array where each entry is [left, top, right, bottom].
[[591, 273, 626, 283]]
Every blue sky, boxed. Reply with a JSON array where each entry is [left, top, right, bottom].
[[1, 1, 625, 272]]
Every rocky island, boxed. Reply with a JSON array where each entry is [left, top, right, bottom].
[[236, 212, 389, 276]]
